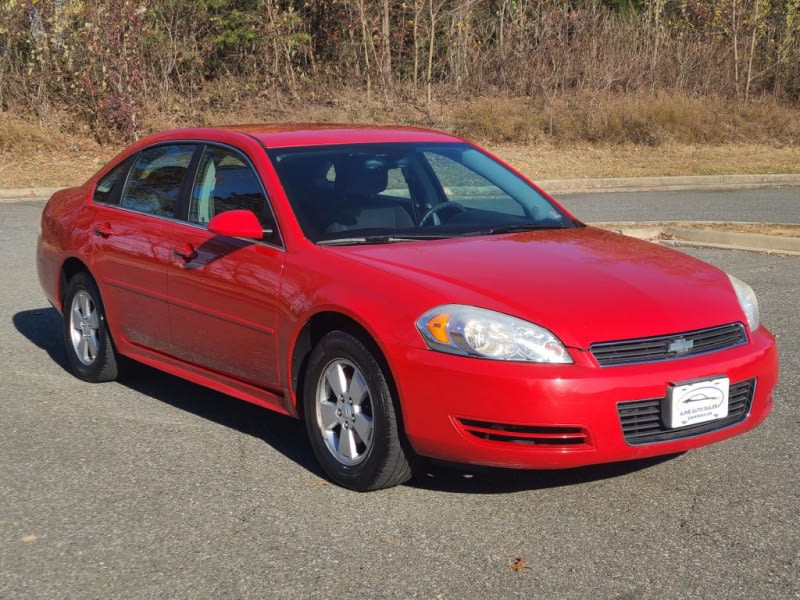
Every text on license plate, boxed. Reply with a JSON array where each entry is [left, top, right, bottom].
[[664, 376, 729, 429]]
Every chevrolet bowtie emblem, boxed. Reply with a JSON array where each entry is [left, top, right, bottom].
[[668, 338, 694, 355]]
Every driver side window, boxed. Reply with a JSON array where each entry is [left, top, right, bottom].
[[189, 146, 272, 229]]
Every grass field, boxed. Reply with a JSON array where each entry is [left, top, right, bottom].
[[493, 143, 800, 180], [1, 113, 799, 189]]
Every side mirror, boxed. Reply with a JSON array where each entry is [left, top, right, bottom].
[[207, 210, 268, 240]]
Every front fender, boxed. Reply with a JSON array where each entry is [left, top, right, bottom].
[[276, 249, 434, 412]]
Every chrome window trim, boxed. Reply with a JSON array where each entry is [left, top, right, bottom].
[[90, 139, 285, 251], [188, 141, 285, 250]]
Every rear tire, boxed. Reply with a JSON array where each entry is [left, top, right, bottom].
[[62, 272, 119, 383], [303, 330, 412, 491]]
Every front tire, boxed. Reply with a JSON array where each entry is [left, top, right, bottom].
[[62, 272, 119, 382], [303, 331, 412, 491]]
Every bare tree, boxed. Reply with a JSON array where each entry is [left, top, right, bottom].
[[382, 0, 392, 85], [426, 0, 445, 109]]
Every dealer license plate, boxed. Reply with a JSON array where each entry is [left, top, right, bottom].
[[664, 377, 729, 429]]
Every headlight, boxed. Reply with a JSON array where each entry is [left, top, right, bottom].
[[416, 304, 572, 363], [727, 274, 760, 331]]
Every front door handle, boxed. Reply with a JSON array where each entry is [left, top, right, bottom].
[[92, 222, 114, 237], [173, 243, 197, 262]]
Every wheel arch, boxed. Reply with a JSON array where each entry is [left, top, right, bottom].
[[59, 257, 92, 309], [296, 314, 416, 490], [290, 311, 399, 423]]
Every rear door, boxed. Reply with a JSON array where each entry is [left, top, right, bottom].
[[90, 144, 198, 353], [166, 144, 284, 391]]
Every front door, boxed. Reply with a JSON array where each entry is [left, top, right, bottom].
[[166, 145, 284, 391]]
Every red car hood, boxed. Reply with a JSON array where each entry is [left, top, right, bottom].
[[333, 227, 746, 349]]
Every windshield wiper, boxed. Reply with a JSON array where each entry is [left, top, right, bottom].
[[463, 223, 567, 236], [318, 234, 451, 246]]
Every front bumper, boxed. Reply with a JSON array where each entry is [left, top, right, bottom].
[[389, 327, 778, 469]]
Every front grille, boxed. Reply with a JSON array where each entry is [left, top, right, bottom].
[[457, 418, 589, 446], [618, 378, 755, 445], [591, 323, 747, 367]]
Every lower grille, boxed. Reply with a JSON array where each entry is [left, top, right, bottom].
[[618, 378, 755, 445], [457, 418, 589, 446]]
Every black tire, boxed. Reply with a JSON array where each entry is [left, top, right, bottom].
[[62, 272, 119, 382], [303, 330, 412, 491]]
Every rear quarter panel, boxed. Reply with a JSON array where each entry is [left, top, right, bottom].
[[37, 186, 92, 311]]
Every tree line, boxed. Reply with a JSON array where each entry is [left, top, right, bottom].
[[1, 0, 798, 141]]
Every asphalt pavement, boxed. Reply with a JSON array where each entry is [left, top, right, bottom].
[[556, 187, 799, 224], [1, 196, 798, 599]]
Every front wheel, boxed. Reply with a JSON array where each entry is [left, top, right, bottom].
[[62, 272, 120, 382], [303, 331, 412, 491]]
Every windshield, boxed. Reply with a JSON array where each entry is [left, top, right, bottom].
[[268, 142, 574, 244]]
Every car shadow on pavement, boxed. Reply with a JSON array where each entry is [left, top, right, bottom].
[[13, 307, 324, 480], [408, 454, 683, 494], [13, 306, 69, 370], [14, 306, 682, 495], [121, 361, 324, 479]]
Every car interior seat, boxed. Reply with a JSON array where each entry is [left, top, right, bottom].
[[326, 159, 414, 233]]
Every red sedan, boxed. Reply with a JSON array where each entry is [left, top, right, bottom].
[[36, 125, 778, 491]]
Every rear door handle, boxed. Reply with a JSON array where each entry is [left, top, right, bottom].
[[93, 222, 114, 237], [173, 243, 198, 262]]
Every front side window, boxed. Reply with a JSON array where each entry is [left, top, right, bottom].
[[120, 144, 195, 218], [269, 142, 573, 243], [189, 146, 272, 229]]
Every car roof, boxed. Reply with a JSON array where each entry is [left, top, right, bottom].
[[156, 124, 465, 149], [232, 123, 463, 147]]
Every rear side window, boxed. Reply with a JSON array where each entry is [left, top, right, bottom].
[[93, 158, 132, 205], [189, 145, 272, 228], [120, 144, 195, 218]]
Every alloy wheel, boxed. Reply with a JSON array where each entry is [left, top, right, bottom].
[[69, 290, 101, 366], [315, 358, 375, 466]]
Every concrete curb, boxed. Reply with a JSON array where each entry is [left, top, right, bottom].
[[0, 187, 62, 200], [596, 221, 800, 256], [541, 173, 800, 194]]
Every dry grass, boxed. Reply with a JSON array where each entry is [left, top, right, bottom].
[[493, 143, 800, 180], [455, 93, 800, 146], [2, 92, 800, 189], [0, 113, 108, 188], [0, 150, 109, 188], [0, 117, 55, 156], [683, 222, 800, 238], [454, 97, 538, 143]]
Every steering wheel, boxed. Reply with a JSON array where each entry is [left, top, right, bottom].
[[419, 201, 466, 226]]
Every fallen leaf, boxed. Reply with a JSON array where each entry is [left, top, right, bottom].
[[508, 556, 528, 572], [20, 534, 38, 543]]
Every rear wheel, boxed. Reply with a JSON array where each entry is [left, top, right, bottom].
[[303, 331, 412, 491], [63, 272, 119, 382]]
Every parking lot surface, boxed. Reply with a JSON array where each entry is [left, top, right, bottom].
[[1, 199, 797, 599], [557, 186, 800, 224]]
